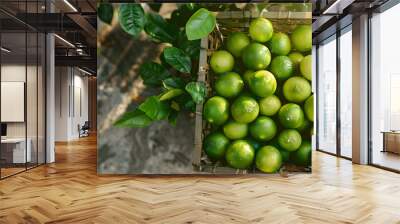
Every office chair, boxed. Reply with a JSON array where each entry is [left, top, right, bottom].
[[78, 121, 90, 138]]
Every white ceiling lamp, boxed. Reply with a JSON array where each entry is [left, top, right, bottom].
[[1, 47, 11, 53], [78, 67, 93, 76], [63, 0, 78, 12], [76, 48, 87, 56], [54, 34, 75, 48], [322, 0, 355, 15]]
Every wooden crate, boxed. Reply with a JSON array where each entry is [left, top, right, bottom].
[[193, 10, 312, 174]]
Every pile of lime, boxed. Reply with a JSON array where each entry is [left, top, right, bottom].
[[203, 18, 313, 173]]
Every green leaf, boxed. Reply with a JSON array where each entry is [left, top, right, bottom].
[[98, 3, 114, 24], [148, 3, 162, 12], [170, 4, 199, 28], [171, 101, 180, 111], [159, 89, 184, 101], [184, 99, 196, 112], [185, 8, 216, 40], [139, 96, 170, 120], [114, 109, 152, 128], [185, 3, 199, 11], [185, 81, 207, 104], [119, 4, 145, 37], [168, 109, 179, 126], [144, 13, 178, 43], [178, 31, 201, 59], [174, 94, 194, 112], [163, 47, 192, 73], [139, 62, 170, 86], [162, 77, 185, 90]]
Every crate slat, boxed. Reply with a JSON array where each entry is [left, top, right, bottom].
[[193, 37, 209, 167], [216, 11, 311, 20]]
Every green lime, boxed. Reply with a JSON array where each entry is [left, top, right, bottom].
[[237, 90, 252, 98], [300, 55, 312, 81], [226, 32, 250, 57], [255, 146, 282, 173], [278, 129, 302, 152], [279, 149, 290, 163], [288, 52, 304, 66], [269, 137, 280, 148], [246, 138, 262, 153], [223, 120, 248, 140], [243, 70, 254, 86], [288, 52, 304, 73], [283, 76, 311, 103], [304, 95, 314, 122], [242, 42, 271, 70], [249, 116, 277, 141], [210, 50, 234, 74], [278, 103, 305, 129], [274, 82, 284, 100], [259, 95, 281, 116], [269, 32, 291, 56], [231, 95, 259, 123], [225, 140, 255, 169], [291, 140, 311, 166], [270, 56, 294, 80], [291, 25, 312, 53], [249, 18, 274, 43], [203, 132, 230, 162], [270, 139, 290, 163], [248, 70, 277, 97], [215, 72, 244, 98], [296, 118, 311, 133], [203, 96, 229, 126]]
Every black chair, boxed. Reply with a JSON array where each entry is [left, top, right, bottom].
[[78, 121, 90, 138]]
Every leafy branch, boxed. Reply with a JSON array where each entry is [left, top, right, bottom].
[[98, 3, 216, 127]]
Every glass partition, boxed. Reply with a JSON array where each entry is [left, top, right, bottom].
[[317, 35, 337, 154], [27, 30, 38, 169], [0, 28, 28, 178], [339, 26, 352, 158], [370, 3, 400, 171], [0, 1, 46, 179]]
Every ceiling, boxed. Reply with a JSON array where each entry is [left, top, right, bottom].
[[2, 0, 397, 74], [0, 0, 97, 74], [312, 0, 392, 43]]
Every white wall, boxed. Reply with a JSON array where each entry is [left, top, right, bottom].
[[55, 67, 69, 141], [54, 66, 89, 141]]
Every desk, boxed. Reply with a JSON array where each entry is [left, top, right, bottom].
[[382, 131, 400, 154], [1, 138, 31, 163]]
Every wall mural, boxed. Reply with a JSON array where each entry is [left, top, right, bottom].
[[97, 3, 313, 174]]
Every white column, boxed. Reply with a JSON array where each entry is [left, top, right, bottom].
[[46, 33, 55, 163], [46, 1, 55, 163], [352, 14, 369, 164]]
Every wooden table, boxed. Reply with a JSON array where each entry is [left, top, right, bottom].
[[382, 131, 400, 154], [1, 138, 31, 164]]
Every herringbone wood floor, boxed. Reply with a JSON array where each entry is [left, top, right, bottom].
[[0, 135, 400, 224]]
